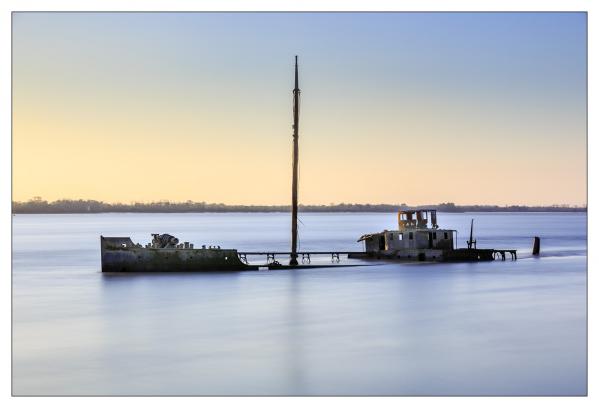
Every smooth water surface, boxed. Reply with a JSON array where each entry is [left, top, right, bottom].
[[12, 212, 587, 395]]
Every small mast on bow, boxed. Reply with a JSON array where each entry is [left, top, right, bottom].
[[290, 56, 300, 265]]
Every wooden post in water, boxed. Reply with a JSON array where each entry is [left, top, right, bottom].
[[290, 56, 300, 266], [532, 236, 541, 256]]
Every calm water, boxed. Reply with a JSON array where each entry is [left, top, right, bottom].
[[12, 212, 587, 395]]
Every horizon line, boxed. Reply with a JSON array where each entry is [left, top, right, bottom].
[[11, 197, 587, 208]]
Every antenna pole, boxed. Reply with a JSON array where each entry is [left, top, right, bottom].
[[468, 218, 476, 249], [290, 56, 300, 266]]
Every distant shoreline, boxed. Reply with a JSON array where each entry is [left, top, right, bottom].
[[12, 199, 587, 214]]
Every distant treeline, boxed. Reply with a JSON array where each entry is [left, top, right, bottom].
[[12, 198, 587, 214]]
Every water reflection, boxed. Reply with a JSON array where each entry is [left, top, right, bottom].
[[12, 213, 587, 395]]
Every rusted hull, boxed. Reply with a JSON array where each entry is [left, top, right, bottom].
[[100, 237, 254, 272], [349, 248, 502, 262], [443, 248, 495, 261]]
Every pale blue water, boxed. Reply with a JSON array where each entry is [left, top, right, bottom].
[[12, 212, 587, 395]]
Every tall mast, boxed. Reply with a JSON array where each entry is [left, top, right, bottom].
[[290, 56, 300, 265]]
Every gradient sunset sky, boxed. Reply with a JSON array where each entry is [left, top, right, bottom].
[[12, 12, 587, 205]]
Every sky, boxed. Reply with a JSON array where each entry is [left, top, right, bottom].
[[12, 12, 587, 206]]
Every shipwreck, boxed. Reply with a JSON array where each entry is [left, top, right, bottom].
[[350, 209, 517, 262], [100, 56, 518, 273]]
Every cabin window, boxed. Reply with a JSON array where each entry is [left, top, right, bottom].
[[398, 233, 403, 240], [444, 232, 449, 239], [409, 232, 414, 240], [432, 232, 437, 240], [389, 233, 394, 241]]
